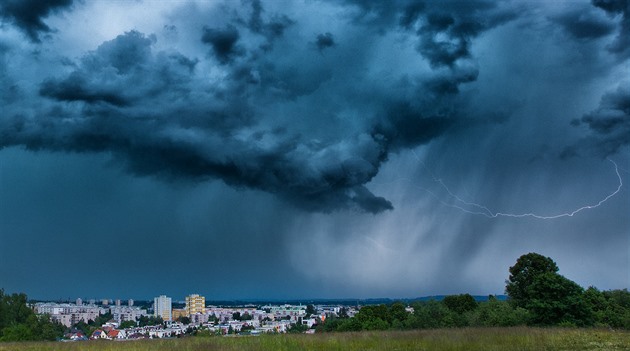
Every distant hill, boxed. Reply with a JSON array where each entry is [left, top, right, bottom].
[[202, 295, 508, 306]]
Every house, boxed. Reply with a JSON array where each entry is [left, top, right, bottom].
[[65, 331, 87, 341], [90, 329, 107, 339], [107, 329, 127, 339], [301, 317, 317, 328], [127, 332, 147, 339]]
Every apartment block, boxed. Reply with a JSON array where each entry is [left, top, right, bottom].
[[185, 294, 206, 316], [154, 295, 172, 321]]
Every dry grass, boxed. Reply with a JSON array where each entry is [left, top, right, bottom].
[[1, 327, 629, 351]]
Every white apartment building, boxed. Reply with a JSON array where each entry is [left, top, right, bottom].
[[35, 302, 106, 327], [154, 295, 172, 321], [109, 305, 148, 324]]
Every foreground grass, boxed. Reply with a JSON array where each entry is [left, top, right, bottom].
[[1, 328, 629, 351]]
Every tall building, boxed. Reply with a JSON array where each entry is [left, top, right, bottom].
[[185, 294, 206, 316], [154, 295, 172, 321]]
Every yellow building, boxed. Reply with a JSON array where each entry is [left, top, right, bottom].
[[172, 308, 187, 321], [185, 294, 206, 316]]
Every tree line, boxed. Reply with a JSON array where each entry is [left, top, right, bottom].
[[318, 253, 630, 332]]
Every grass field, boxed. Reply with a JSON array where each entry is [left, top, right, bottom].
[[1, 328, 629, 351]]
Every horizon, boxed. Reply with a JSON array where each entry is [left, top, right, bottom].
[[27, 293, 510, 305], [0, 0, 628, 300]]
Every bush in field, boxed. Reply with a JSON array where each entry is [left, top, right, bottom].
[[443, 294, 477, 315], [409, 300, 458, 329], [466, 297, 529, 327]]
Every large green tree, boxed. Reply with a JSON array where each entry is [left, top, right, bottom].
[[505, 253, 559, 308], [0, 289, 65, 341], [525, 272, 592, 326]]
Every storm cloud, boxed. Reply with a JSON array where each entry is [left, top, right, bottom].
[[201, 25, 244, 64], [315, 32, 335, 52], [569, 83, 630, 156], [0, 0, 628, 300], [592, 0, 630, 58], [0, 0, 74, 42], [1, 0, 518, 214], [551, 7, 616, 40]]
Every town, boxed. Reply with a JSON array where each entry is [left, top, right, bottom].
[[33, 294, 364, 341]]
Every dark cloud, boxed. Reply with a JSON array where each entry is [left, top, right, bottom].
[[551, 8, 615, 40], [238, 0, 294, 51], [0, 0, 73, 42], [592, 0, 630, 58], [339, 1, 515, 67], [2, 28, 397, 213], [569, 84, 630, 156], [201, 25, 244, 64], [423, 66, 479, 96], [408, 4, 516, 68], [399, 2, 425, 29], [373, 102, 457, 151], [0, 1, 519, 215], [40, 73, 130, 107], [350, 186, 393, 213], [330, 0, 517, 105], [315, 32, 335, 52]]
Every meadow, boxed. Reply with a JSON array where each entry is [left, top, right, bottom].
[[1, 328, 629, 351]]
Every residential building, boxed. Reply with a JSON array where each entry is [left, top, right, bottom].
[[172, 308, 187, 321], [154, 295, 172, 321], [109, 305, 148, 324], [185, 294, 206, 316], [35, 302, 106, 327]]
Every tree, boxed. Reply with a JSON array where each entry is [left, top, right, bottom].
[[2, 293, 32, 325], [89, 312, 113, 327], [119, 320, 136, 329], [587, 289, 630, 328], [1, 324, 33, 341], [338, 307, 349, 318], [176, 316, 191, 324], [525, 272, 592, 326], [408, 300, 457, 329], [389, 302, 408, 324], [305, 304, 316, 317], [288, 322, 308, 333], [73, 320, 92, 336], [467, 299, 529, 327], [138, 315, 163, 327], [443, 294, 478, 315], [0, 290, 64, 341], [506, 253, 559, 308]]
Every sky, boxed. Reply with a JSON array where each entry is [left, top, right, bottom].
[[0, 0, 628, 301]]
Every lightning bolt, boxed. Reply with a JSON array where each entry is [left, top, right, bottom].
[[409, 150, 623, 219]]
